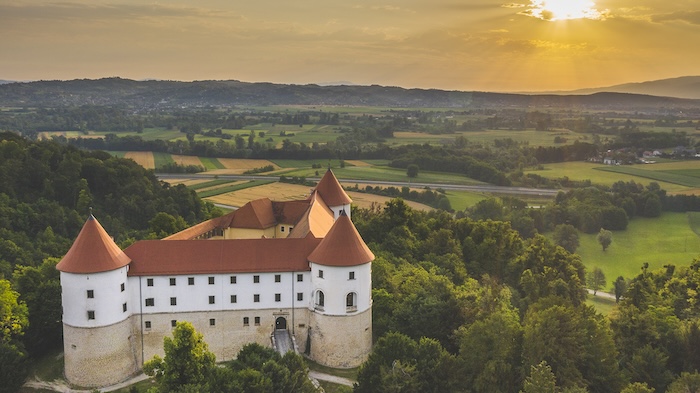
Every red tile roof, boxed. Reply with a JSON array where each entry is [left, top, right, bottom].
[[231, 198, 277, 229], [307, 212, 374, 267], [314, 169, 351, 206], [125, 237, 321, 276], [56, 215, 131, 274]]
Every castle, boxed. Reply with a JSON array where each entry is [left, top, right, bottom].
[[57, 170, 374, 387]]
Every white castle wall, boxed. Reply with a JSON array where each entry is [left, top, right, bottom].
[[60, 268, 130, 327], [310, 263, 371, 315], [310, 307, 372, 368]]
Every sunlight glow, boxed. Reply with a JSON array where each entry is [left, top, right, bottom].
[[524, 0, 607, 21]]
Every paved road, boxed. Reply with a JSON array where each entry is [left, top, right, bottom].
[[157, 173, 561, 197]]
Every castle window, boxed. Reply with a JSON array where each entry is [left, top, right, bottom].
[[243, 317, 249, 326], [297, 292, 303, 301], [318, 270, 324, 279], [120, 283, 125, 292], [275, 293, 281, 302], [87, 310, 95, 320], [86, 290, 94, 299], [254, 317, 260, 326], [145, 298, 154, 307], [123, 303, 127, 312], [170, 278, 176, 286], [297, 274, 303, 282], [349, 271, 355, 280], [230, 276, 237, 284], [253, 275, 260, 283], [145, 321, 151, 329], [231, 295, 237, 303], [171, 320, 177, 328], [275, 274, 281, 283], [209, 296, 215, 304], [170, 297, 177, 306], [147, 278, 153, 287], [208, 276, 215, 285], [254, 294, 260, 302], [209, 318, 216, 326], [346, 292, 357, 312], [315, 291, 325, 309], [188, 277, 194, 285], [281, 226, 285, 232]]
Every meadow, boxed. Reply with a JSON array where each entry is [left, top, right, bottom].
[[574, 212, 700, 288]]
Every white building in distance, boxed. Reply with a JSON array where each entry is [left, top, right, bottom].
[[57, 170, 374, 388]]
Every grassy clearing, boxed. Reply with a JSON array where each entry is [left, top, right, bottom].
[[108, 151, 127, 158], [283, 166, 482, 185], [575, 213, 700, 285], [198, 179, 276, 198], [187, 179, 240, 191], [586, 293, 618, 316], [270, 159, 346, 168], [152, 152, 174, 169], [595, 166, 700, 188], [445, 190, 488, 211], [216, 158, 278, 171], [171, 154, 204, 167], [199, 157, 226, 170]]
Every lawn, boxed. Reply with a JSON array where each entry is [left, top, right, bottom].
[[152, 152, 174, 169], [586, 294, 618, 316], [198, 157, 226, 170], [574, 213, 700, 287], [282, 166, 483, 185], [197, 179, 276, 198], [444, 190, 488, 211]]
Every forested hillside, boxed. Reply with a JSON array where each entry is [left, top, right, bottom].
[[0, 132, 219, 392], [350, 200, 700, 393]]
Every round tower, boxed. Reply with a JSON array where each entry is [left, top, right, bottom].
[[56, 215, 137, 387], [314, 169, 352, 220], [307, 211, 373, 368]]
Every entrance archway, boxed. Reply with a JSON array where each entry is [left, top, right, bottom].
[[275, 317, 287, 330]]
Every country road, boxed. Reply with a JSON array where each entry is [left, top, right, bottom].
[[157, 173, 561, 197]]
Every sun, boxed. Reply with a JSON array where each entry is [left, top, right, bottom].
[[526, 0, 606, 21]]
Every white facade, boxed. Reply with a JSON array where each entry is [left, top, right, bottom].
[[310, 263, 372, 315], [329, 203, 352, 220], [60, 266, 130, 328]]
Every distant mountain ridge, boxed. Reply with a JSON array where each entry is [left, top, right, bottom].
[[539, 76, 700, 100], [1, 77, 700, 109]]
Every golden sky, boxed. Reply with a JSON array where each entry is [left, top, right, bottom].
[[2, 0, 700, 91]]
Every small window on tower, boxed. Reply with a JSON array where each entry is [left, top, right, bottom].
[[147, 278, 153, 287], [170, 278, 176, 286], [349, 271, 355, 280], [122, 303, 127, 312], [318, 270, 324, 279], [281, 226, 285, 232], [87, 310, 95, 320], [86, 290, 94, 299], [120, 283, 125, 292], [275, 274, 281, 283]]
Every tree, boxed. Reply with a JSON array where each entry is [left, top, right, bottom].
[[521, 361, 557, 393], [613, 276, 627, 303], [587, 267, 606, 295], [667, 372, 700, 393], [620, 382, 654, 393], [143, 321, 216, 392], [553, 224, 579, 253], [0, 279, 29, 393], [407, 164, 419, 178], [597, 229, 612, 251]]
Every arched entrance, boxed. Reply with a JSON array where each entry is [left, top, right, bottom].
[[275, 316, 287, 330]]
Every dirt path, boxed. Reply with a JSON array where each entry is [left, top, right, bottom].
[[24, 373, 150, 393], [308, 370, 356, 387]]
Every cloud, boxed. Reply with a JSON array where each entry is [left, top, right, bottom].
[[651, 10, 700, 25]]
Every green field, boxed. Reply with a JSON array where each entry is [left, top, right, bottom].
[[445, 190, 488, 211], [283, 165, 484, 185], [525, 162, 687, 192], [596, 166, 700, 188], [270, 159, 347, 169], [574, 213, 700, 288], [586, 294, 618, 316], [198, 157, 225, 170], [152, 152, 174, 169], [187, 179, 238, 191]]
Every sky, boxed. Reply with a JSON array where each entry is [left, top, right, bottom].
[[1, 0, 700, 92]]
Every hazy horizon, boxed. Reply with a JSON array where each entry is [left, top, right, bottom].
[[3, 1, 700, 92]]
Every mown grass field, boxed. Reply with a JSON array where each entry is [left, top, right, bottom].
[[586, 294, 617, 316], [596, 165, 700, 188], [574, 213, 700, 288], [197, 179, 276, 198], [282, 165, 483, 185]]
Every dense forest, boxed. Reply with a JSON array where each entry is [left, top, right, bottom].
[[0, 132, 220, 392]]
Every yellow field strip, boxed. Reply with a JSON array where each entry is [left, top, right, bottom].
[[124, 151, 155, 169]]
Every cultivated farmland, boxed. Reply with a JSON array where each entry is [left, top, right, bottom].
[[124, 151, 155, 169]]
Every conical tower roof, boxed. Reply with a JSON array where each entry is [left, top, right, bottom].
[[308, 211, 374, 267], [314, 169, 351, 206], [57, 215, 131, 274]]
